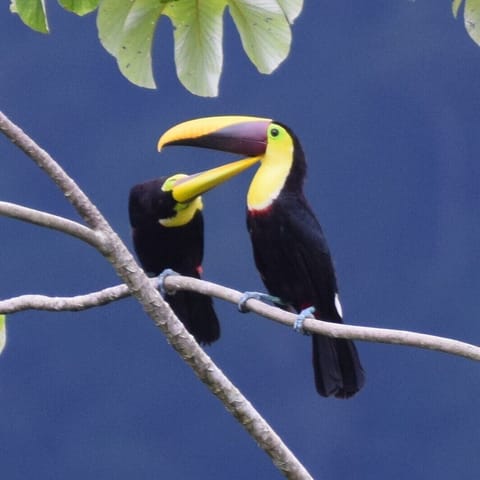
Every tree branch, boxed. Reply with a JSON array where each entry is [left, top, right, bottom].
[[1, 275, 479, 363], [0, 113, 106, 230], [0, 284, 130, 313], [0, 201, 100, 247], [167, 276, 480, 362], [0, 110, 312, 480]]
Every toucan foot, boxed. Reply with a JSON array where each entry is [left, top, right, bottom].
[[157, 269, 179, 297], [294, 306, 316, 335], [237, 291, 284, 313]]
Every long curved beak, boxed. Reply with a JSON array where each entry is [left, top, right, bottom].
[[170, 156, 261, 203], [158, 115, 272, 156]]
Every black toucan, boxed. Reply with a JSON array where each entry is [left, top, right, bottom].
[[158, 116, 365, 398], [129, 158, 259, 345]]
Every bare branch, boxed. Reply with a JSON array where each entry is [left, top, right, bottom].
[[1, 274, 479, 363], [167, 276, 480, 362], [0, 201, 100, 247], [0, 110, 313, 480], [0, 285, 131, 313]]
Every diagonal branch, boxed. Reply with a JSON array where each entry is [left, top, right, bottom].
[[0, 201, 100, 247]]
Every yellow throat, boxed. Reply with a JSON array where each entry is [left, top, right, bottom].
[[247, 123, 294, 211], [159, 174, 203, 227]]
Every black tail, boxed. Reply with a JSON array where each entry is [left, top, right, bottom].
[[167, 291, 220, 345], [312, 334, 365, 398]]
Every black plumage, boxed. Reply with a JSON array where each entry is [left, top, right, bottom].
[[247, 194, 364, 397], [129, 177, 220, 345], [246, 125, 364, 397]]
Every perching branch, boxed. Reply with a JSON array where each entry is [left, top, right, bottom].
[[1, 275, 479, 363], [168, 277, 480, 362], [0, 110, 313, 480], [0, 284, 131, 313]]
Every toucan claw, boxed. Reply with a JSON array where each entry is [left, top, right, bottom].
[[294, 306, 316, 335], [237, 291, 284, 313], [157, 268, 180, 297]]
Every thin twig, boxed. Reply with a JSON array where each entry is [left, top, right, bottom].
[[0, 114, 106, 230], [0, 284, 131, 313], [0, 201, 100, 247]]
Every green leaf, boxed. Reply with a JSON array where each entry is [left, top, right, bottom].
[[10, 0, 49, 33], [464, 0, 480, 45], [0, 315, 6, 356], [228, 0, 291, 74], [277, 0, 303, 23], [163, 0, 226, 97], [116, 1, 165, 89], [98, 0, 166, 89], [97, 0, 299, 96], [452, 0, 464, 18], [59, 0, 99, 16], [97, 0, 134, 56]]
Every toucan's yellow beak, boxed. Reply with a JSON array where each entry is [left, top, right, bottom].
[[158, 115, 272, 156], [158, 116, 274, 203], [170, 156, 261, 204]]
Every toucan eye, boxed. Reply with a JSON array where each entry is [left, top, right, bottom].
[[270, 128, 279, 137]]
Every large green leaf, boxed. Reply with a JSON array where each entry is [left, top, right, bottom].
[[59, 0, 99, 16], [12, 0, 301, 96], [228, 0, 291, 74], [0, 315, 6, 356], [97, 0, 299, 96], [10, 0, 49, 33], [163, 0, 226, 97]]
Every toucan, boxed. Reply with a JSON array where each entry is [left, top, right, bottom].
[[129, 157, 259, 345], [158, 116, 365, 398]]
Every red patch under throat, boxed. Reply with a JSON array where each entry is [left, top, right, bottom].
[[248, 205, 273, 217]]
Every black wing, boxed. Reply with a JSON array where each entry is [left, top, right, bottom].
[[248, 193, 339, 320]]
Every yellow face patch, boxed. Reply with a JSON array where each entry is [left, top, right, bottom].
[[159, 174, 203, 227], [247, 122, 294, 210], [161, 174, 187, 192]]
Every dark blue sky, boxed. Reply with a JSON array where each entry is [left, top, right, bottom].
[[1, 2, 480, 479]]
